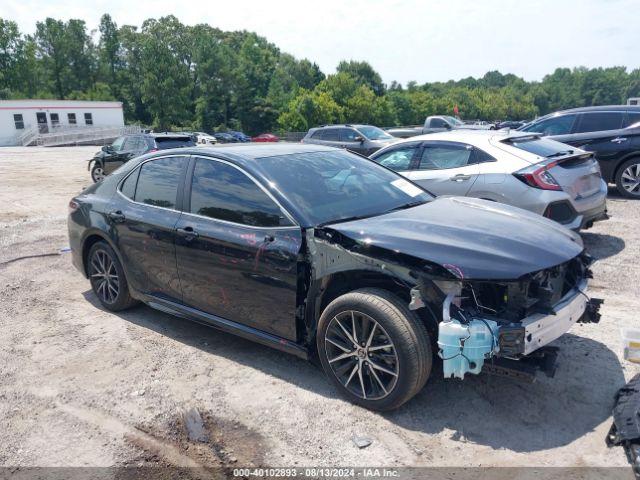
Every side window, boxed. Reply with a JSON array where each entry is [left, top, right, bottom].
[[430, 118, 449, 129], [339, 128, 358, 141], [122, 136, 138, 151], [120, 169, 139, 199], [418, 143, 474, 170], [472, 148, 496, 163], [525, 115, 576, 135], [84, 113, 93, 125], [50, 113, 60, 126], [190, 159, 293, 227], [111, 137, 125, 151], [574, 112, 623, 133], [322, 129, 340, 141], [624, 112, 640, 128], [68, 113, 77, 125], [134, 157, 184, 209], [373, 146, 417, 172], [311, 130, 323, 139]]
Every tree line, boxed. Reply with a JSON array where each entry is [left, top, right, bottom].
[[1, 15, 639, 134]]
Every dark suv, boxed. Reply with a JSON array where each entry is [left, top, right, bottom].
[[68, 144, 599, 411], [301, 124, 399, 155], [88, 133, 196, 182], [519, 106, 640, 197]]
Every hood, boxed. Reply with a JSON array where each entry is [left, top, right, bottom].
[[324, 197, 583, 280]]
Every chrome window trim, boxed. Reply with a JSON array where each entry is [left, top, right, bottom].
[[115, 154, 188, 214], [189, 154, 300, 228]]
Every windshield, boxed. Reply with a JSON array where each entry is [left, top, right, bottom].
[[445, 116, 464, 126], [255, 150, 433, 226], [357, 126, 393, 141]]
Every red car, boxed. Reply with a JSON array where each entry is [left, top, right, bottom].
[[252, 133, 279, 142]]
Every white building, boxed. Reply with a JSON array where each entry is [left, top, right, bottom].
[[628, 97, 640, 106], [0, 99, 125, 146]]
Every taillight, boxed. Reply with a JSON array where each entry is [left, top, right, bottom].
[[514, 161, 562, 191], [68, 199, 80, 213]]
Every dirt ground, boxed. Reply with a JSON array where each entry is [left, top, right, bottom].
[[1, 146, 639, 472]]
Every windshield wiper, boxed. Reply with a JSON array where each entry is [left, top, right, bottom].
[[385, 201, 425, 213], [318, 213, 380, 227], [546, 150, 574, 158]]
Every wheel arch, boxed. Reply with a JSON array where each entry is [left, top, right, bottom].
[[613, 153, 640, 185], [80, 229, 122, 278]]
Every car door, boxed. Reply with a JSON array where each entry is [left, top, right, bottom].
[[320, 128, 342, 149], [403, 141, 481, 196], [339, 128, 366, 154], [174, 156, 302, 341], [108, 155, 188, 302], [104, 136, 140, 174]]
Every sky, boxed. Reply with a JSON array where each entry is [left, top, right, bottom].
[[3, 0, 639, 85]]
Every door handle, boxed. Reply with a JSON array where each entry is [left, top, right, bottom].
[[176, 226, 199, 240], [611, 137, 628, 144], [107, 211, 126, 223], [450, 174, 471, 181]]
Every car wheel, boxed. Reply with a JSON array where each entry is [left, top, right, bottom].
[[317, 288, 432, 411], [615, 158, 640, 198], [91, 164, 105, 183], [88, 241, 137, 311]]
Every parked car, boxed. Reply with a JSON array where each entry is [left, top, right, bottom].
[[519, 105, 640, 198], [370, 130, 608, 230], [496, 120, 528, 130], [213, 132, 239, 143], [387, 116, 494, 138], [194, 132, 218, 145], [252, 133, 279, 142], [228, 131, 252, 142], [68, 144, 601, 411], [302, 124, 398, 155], [88, 133, 196, 182]]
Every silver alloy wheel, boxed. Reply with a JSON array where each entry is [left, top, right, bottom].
[[621, 162, 640, 194], [90, 250, 119, 304], [324, 310, 399, 400], [92, 166, 105, 182]]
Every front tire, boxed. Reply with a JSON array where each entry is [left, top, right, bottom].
[[615, 157, 640, 198], [88, 241, 137, 311], [91, 163, 105, 183], [317, 288, 432, 411]]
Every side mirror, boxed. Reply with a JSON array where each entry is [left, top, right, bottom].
[[354, 135, 364, 143], [102, 145, 112, 152]]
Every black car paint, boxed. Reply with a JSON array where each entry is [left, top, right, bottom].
[[519, 106, 640, 184], [68, 144, 588, 360]]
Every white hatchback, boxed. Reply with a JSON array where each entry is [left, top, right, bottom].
[[369, 130, 608, 230]]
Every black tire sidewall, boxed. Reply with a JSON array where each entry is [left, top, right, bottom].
[[88, 241, 133, 311], [317, 289, 431, 411], [615, 158, 640, 198], [91, 164, 104, 183]]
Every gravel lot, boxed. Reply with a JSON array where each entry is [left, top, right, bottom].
[[1, 146, 639, 472]]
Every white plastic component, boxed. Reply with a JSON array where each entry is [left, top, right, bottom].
[[622, 328, 640, 364], [438, 318, 499, 379]]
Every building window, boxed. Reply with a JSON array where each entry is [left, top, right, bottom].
[[68, 113, 77, 125], [84, 113, 93, 125], [50, 113, 60, 126], [13, 114, 24, 130]]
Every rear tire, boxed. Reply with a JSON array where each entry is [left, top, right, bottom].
[[88, 241, 137, 311], [317, 288, 432, 411], [615, 157, 640, 198]]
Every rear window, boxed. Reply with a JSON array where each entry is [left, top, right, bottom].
[[502, 136, 578, 157], [154, 136, 195, 149]]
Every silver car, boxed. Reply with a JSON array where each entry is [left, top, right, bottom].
[[301, 124, 399, 156], [369, 130, 608, 230]]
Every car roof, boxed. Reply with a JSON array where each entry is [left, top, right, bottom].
[[532, 105, 640, 123], [143, 132, 194, 139], [383, 129, 536, 147]]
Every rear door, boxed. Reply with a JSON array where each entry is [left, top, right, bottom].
[[319, 128, 342, 149], [174, 156, 302, 341], [108, 155, 188, 301], [404, 141, 481, 196]]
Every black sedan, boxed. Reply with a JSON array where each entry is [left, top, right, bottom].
[[68, 144, 599, 410]]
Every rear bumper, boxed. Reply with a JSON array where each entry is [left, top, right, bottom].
[[559, 199, 608, 231]]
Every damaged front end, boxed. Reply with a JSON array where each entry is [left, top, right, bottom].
[[411, 252, 603, 381]]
